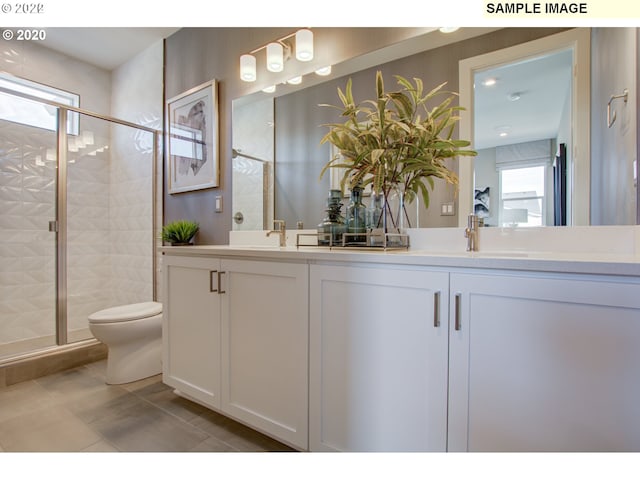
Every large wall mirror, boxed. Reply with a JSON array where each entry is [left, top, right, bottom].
[[232, 27, 638, 231]]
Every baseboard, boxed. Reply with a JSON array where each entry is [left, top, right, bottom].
[[0, 340, 108, 388]]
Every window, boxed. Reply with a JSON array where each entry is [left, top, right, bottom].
[[0, 72, 79, 134], [500, 165, 546, 227]]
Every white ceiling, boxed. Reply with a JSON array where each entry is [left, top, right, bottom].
[[43, 28, 180, 71], [474, 48, 573, 150]]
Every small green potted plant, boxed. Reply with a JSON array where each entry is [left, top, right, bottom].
[[161, 219, 199, 246]]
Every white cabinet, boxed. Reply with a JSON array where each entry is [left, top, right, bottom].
[[162, 254, 308, 450], [309, 263, 449, 452], [448, 271, 640, 452], [220, 259, 308, 450], [162, 255, 222, 408]]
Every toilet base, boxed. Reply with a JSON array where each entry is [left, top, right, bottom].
[[105, 335, 162, 384], [88, 310, 163, 385]]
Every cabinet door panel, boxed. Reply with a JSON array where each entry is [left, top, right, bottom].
[[221, 259, 308, 450], [310, 264, 449, 452], [162, 256, 221, 408], [449, 272, 640, 452]]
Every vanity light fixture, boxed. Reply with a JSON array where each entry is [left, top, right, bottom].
[[240, 54, 257, 82], [266, 42, 285, 72], [262, 85, 276, 93], [239, 28, 314, 82], [287, 76, 303, 85], [315, 65, 332, 76], [295, 29, 313, 61]]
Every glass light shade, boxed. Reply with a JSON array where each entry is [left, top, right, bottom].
[[266, 43, 284, 72], [287, 76, 302, 85], [262, 85, 276, 93], [240, 54, 257, 82], [295, 29, 313, 61], [315, 65, 332, 76]]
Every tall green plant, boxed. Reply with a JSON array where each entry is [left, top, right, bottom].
[[319, 71, 476, 210]]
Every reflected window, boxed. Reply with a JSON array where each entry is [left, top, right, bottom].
[[500, 165, 546, 226], [0, 72, 79, 134]]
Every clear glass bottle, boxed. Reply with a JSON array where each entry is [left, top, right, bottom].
[[346, 184, 367, 244], [317, 189, 346, 246]]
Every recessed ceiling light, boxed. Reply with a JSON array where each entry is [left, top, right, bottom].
[[482, 77, 498, 87], [499, 132, 509, 137]]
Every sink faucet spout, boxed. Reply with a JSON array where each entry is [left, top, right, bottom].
[[464, 214, 479, 252], [266, 220, 287, 247]]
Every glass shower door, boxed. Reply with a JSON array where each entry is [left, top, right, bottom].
[[64, 113, 155, 343], [0, 101, 58, 360]]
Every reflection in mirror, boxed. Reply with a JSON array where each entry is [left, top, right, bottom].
[[472, 49, 573, 227], [233, 27, 639, 231], [231, 97, 274, 230]]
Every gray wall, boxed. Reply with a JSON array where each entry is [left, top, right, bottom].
[[165, 27, 567, 242], [590, 28, 638, 225]]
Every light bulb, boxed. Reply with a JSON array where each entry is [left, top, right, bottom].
[[315, 66, 332, 76], [266, 43, 284, 72], [295, 29, 313, 62], [240, 54, 257, 82]]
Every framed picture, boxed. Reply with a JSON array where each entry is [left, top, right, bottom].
[[166, 79, 219, 194]]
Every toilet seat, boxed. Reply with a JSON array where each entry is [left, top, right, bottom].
[[88, 301, 162, 324]]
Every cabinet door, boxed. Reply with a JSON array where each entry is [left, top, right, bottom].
[[309, 264, 449, 452], [220, 259, 308, 450], [449, 272, 640, 452], [162, 255, 222, 409]]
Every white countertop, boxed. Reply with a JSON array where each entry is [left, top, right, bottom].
[[159, 243, 640, 277]]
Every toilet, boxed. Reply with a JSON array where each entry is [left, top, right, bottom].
[[88, 301, 163, 385]]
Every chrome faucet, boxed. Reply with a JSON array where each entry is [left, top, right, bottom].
[[464, 213, 479, 252], [266, 220, 286, 247]]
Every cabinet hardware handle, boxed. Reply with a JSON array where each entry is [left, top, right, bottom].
[[454, 293, 462, 331], [433, 291, 441, 328], [217, 271, 226, 294], [209, 270, 218, 293]]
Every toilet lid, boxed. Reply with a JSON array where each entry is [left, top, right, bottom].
[[88, 301, 162, 324]]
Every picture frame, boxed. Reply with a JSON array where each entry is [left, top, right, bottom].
[[166, 79, 219, 194]]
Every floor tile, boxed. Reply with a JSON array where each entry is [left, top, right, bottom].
[[132, 381, 210, 423], [0, 407, 102, 452], [189, 435, 239, 452], [0, 380, 57, 423], [81, 439, 119, 452], [77, 393, 209, 452], [189, 409, 295, 452]]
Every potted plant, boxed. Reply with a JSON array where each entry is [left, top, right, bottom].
[[319, 71, 476, 234], [161, 219, 199, 246]]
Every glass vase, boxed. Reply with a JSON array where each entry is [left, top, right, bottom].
[[346, 184, 367, 244]]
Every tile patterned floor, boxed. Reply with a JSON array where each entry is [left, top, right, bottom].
[[0, 359, 295, 452]]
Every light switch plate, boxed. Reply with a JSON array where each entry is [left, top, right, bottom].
[[215, 195, 223, 213]]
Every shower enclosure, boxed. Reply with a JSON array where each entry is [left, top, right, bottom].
[[0, 87, 159, 363]]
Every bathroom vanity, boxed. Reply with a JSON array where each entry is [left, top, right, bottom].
[[161, 228, 640, 452]]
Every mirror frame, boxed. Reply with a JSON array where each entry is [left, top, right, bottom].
[[458, 28, 591, 227]]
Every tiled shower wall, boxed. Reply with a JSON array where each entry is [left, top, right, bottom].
[[0, 38, 161, 346], [110, 41, 163, 305]]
